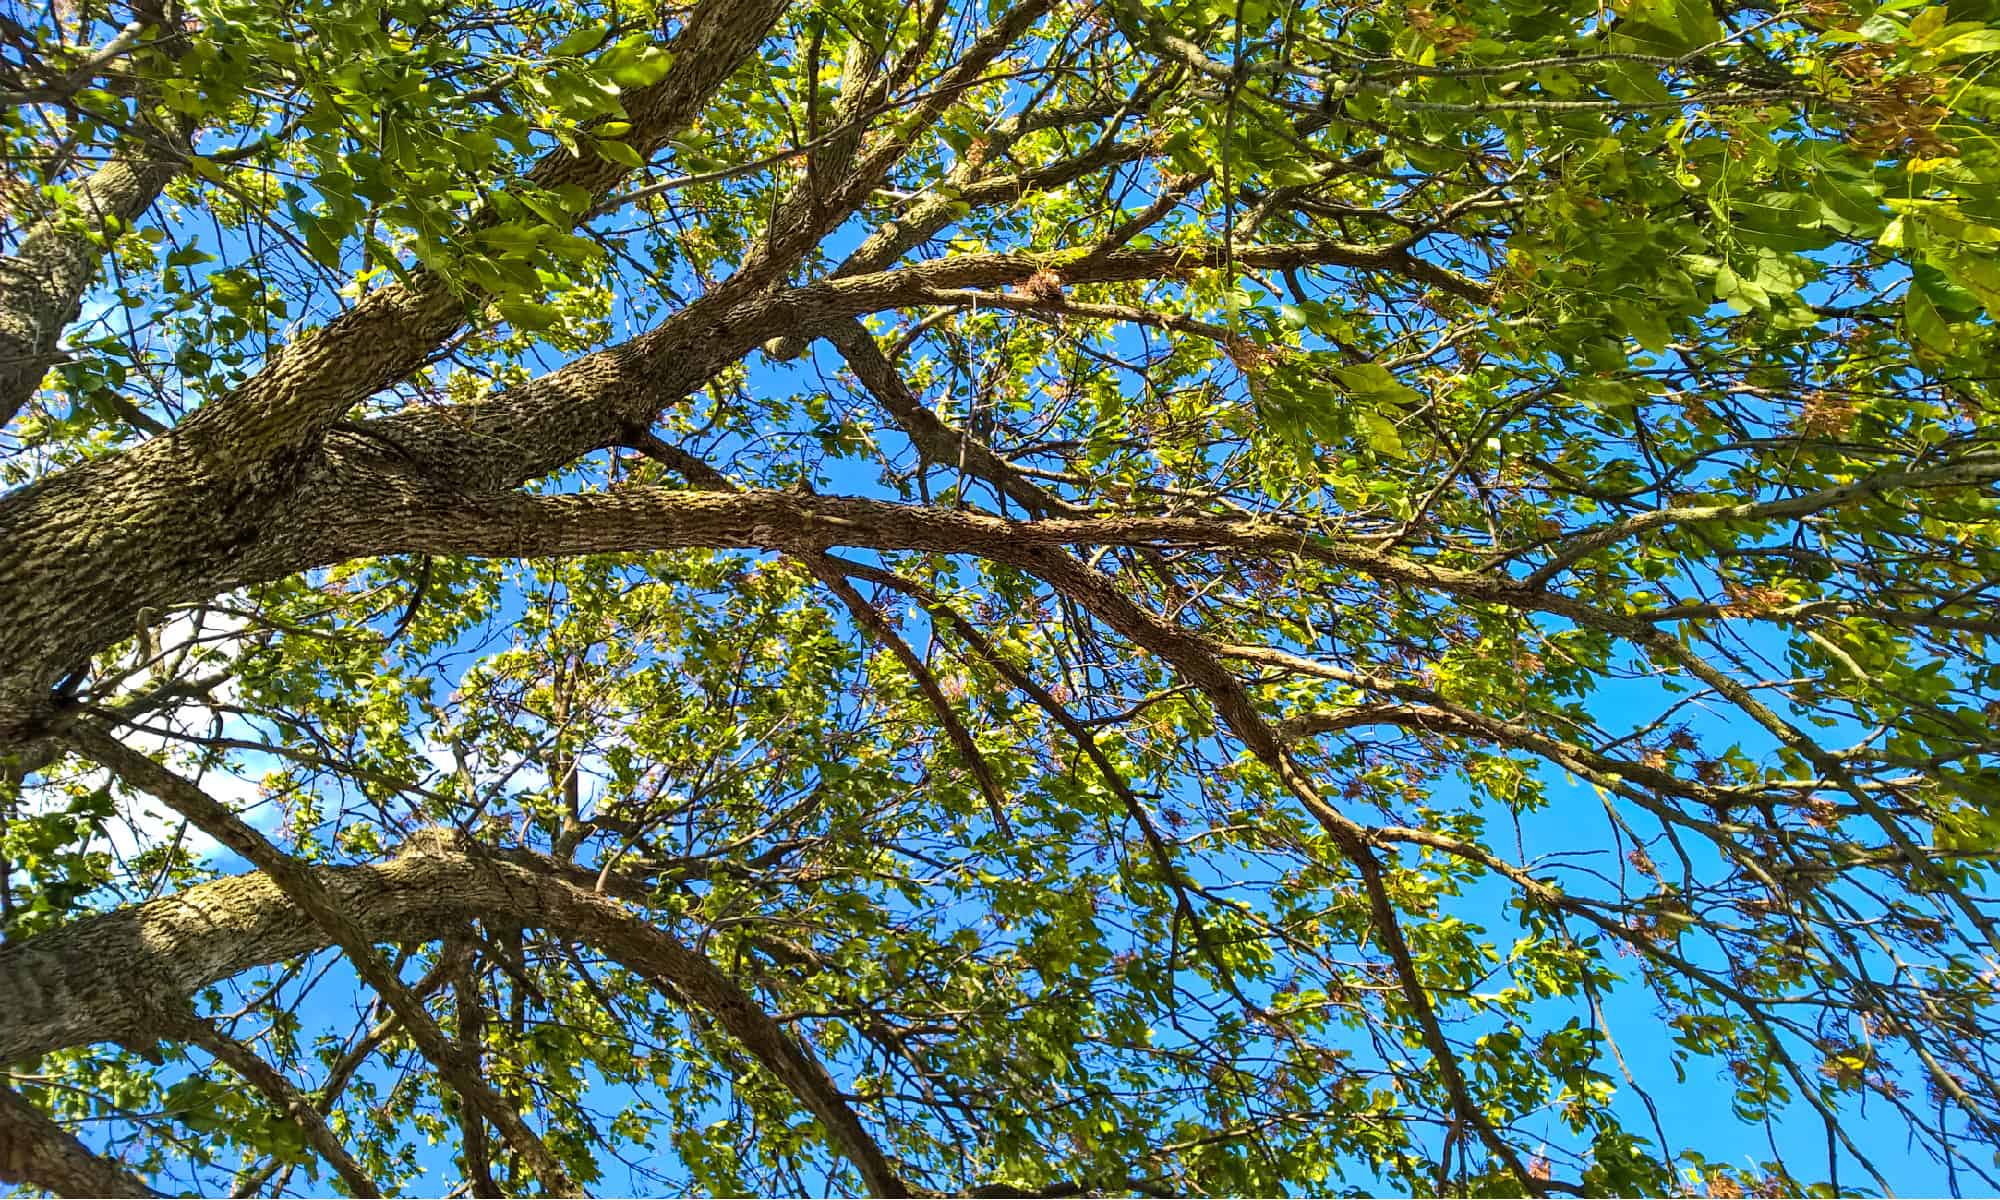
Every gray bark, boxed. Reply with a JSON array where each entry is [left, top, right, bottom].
[[171, 0, 794, 467], [0, 834, 908, 1196], [0, 236, 1454, 746], [0, 155, 177, 430], [0, 0, 792, 746]]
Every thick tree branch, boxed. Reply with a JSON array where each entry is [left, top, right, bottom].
[[0, 812, 908, 1198], [330, 485, 1601, 644], [0, 219, 1474, 745], [169, 0, 792, 467], [66, 725, 579, 1196], [0, 1081, 156, 1198], [0, 154, 177, 430]]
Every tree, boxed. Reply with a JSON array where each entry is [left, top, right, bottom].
[[1, 0, 1998, 1191]]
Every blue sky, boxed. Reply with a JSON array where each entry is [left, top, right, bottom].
[[44, 245, 1984, 1198], [11, 2, 1996, 1192]]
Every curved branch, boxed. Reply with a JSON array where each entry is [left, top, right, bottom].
[[163, 1011, 382, 1198], [69, 724, 579, 1196], [0, 823, 908, 1197]]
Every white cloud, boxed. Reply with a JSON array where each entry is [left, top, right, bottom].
[[16, 600, 270, 873]]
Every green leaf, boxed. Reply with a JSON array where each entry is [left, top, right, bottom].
[[1934, 29, 2000, 56], [1905, 284, 1954, 351], [1330, 362, 1422, 408], [609, 48, 674, 89], [1611, 302, 1672, 352], [518, 191, 572, 229], [496, 298, 560, 331], [551, 25, 611, 58], [1358, 410, 1407, 457], [1941, 253, 2000, 316], [594, 138, 646, 169]]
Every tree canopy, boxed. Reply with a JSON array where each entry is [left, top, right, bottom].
[[3, 0, 2000, 1193]]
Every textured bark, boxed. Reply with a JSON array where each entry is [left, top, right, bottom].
[[0, 233, 1466, 745], [0, 155, 177, 430], [0, 0, 1492, 751], [0, 0, 789, 745], [0, 834, 906, 1196], [0, 839, 499, 1065], [343, 236, 1476, 500], [317, 482, 1598, 636], [0, 1082, 158, 1198], [0, 431, 319, 743], [74, 725, 579, 1194], [449, 948, 500, 1199], [171, 0, 793, 466]]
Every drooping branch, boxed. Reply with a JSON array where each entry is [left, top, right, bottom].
[[621, 430, 1021, 853], [162, 1011, 383, 1198], [1634, 629, 2000, 955], [828, 555, 1274, 1016], [991, 545, 1542, 1193], [68, 725, 579, 1196], [1362, 822, 1901, 1195], [0, 815, 909, 1197], [816, 565, 1016, 841]]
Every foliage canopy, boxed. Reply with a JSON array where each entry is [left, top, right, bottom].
[[3, 0, 2000, 1193]]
